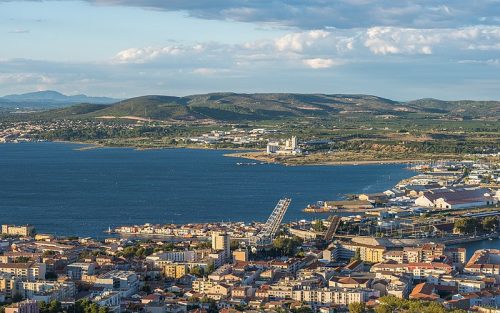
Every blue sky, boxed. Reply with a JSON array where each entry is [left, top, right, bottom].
[[1, 0, 499, 100]]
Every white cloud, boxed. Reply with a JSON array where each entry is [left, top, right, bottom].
[[8, 29, 30, 34], [458, 59, 500, 66], [114, 46, 188, 63], [363, 27, 441, 55], [275, 30, 329, 52], [302, 58, 340, 69], [110, 25, 500, 73], [0, 73, 56, 84], [192, 68, 231, 75]]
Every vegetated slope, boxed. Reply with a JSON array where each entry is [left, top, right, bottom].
[[407, 98, 500, 118], [85, 96, 202, 121], [185, 93, 404, 119], [20, 93, 500, 121], [29, 104, 110, 120]]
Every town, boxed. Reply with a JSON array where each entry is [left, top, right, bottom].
[[1, 160, 500, 313]]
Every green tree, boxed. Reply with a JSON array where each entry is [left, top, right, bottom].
[[48, 300, 61, 313], [351, 248, 361, 262], [454, 217, 481, 234], [482, 216, 498, 232], [187, 296, 200, 303], [312, 220, 325, 232], [13, 256, 31, 263], [349, 302, 366, 313], [272, 236, 303, 256], [291, 306, 314, 313], [189, 266, 204, 277]]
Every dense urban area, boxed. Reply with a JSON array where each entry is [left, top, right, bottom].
[[0, 159, 499, 313]]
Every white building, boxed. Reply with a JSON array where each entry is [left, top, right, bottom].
[[92, 291, 121, 313], [0, 263, 46, 282], [66, 262, 96, 280], [266, 136, 302, 155], [292, 287, 379, 307], [17, 281, 76, 302], [415, 187, 496, 209], [95, 270, 139, 298]]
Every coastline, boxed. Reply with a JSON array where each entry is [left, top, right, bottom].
[[224, 151, 427, 166], [8, 140, 458, 167], [49, 140, 252, 153]]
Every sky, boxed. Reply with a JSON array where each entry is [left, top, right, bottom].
[[0, 0, 500, 100]]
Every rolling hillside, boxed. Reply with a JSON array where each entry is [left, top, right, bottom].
[[14, 93, 500, 122]]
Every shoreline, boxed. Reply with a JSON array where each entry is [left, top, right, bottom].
[[50, 140, 254, 153], [224, 151, 426, 167], [6, 140, 455, 167]]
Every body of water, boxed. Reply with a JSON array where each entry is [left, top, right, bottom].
[[0, 142, 416, 237], [452, 238, 500, 260]]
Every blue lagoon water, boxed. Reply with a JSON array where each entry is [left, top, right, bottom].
[[0, 142, 416, 237]]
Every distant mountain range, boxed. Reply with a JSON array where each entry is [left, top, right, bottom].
[[2, 91, 499, 121], [0, 90, 119, 109]]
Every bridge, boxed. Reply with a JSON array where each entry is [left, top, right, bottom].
[[324, 215, 341, 241], [251, 198, 291, 248]]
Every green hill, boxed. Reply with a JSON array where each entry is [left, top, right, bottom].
[[23, 104, 109, 120], [18, 93, 500, 122], [407, 98, 500, 118], [86, 96, 201, 120]]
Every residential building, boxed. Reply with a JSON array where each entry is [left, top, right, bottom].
[[4, 300, 39, 313], [212, 232, 230, 261], [66, 262, 96, 280], [1, 225, 35, 237], [0, 263, 46, 281], [94, 270, 139, 298], [162, 263, 187, 279]]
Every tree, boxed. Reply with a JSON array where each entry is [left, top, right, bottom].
[[12, 294, 23, 303], [189, 266, 204, 277], [291, 306, 314, 313], [374, 305, 392, 313], [272, 236, 303, 256], [98, 308, 109, 313], [187, 296, 200, 303], [196, 241, 212, 249], [48, 300, 61, 313], [374, 295, 464, 313], [13, 256, 31, 263], [207, 263, 215, 274], [454, 217, 481, 234], [349, 302, 366, 313], [482, 216, 498, 232], [351, 248, 361, 262], [230, 240, 240, 250], [312, 220, 325, 232]]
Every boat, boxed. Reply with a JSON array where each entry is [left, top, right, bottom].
[[236, 162, 258, 166]]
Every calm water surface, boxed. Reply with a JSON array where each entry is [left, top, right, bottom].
[[0, 142, 417, 237]]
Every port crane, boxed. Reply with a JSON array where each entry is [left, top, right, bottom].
[[250, 198, 291, 249]]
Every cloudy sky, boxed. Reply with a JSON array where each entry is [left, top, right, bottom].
[[1, 0, 500, 100]]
